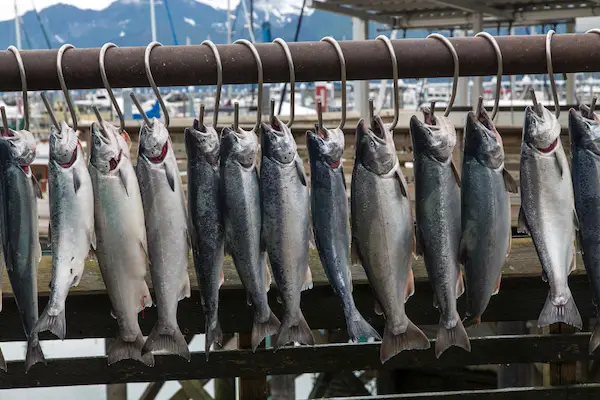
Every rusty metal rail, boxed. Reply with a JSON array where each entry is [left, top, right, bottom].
[[0, 34, 598, 91]]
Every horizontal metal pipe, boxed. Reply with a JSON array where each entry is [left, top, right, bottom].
[[0, 34, 598, 91]]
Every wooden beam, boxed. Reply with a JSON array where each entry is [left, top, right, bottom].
[[428, 0, 513, 19], [179, 380, 212, 400], [5, 333, 600, 389], [238, 334, 268, 400], [105, 339, 127, 400]]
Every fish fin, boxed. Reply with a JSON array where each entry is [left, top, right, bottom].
[[458, 237, 466, 266], [180, 275, 191, 300], [573, 210, 580, 231], [139, 240, 149, 266], [0, 347, 5, 372], [118, 169, 129, 196], [107, 334, 154, 367], [394, 168, 408, 197], [451, 160, 461, 187], [274, 311, 314, 349], [294, 157, 307, 187], [246, 293, 253, 306], [456, 270, 465, 298], [413, 224, 424, 258], [502, 168, 518, 193], [251, 310, 281, 351], [463, 315, 482, 327], [405, 268, 415, 302], [542, 269, 548, 282], [590, 322, 600, 354], [346, 307, 381, 341], [143, 322, 191, 361], [340, 165, 347, 191], [492, 275, 501, 296], [164, 163, 176, 192], [554, 152, 564, 177], [90, 229, 97, 251], [302, 265, 313, 291], [308, 213, 316, 250], [121, 130, 132, 150], [31, 174, 43, 199], [25, 340, 46, 373], [219, 269, 225, 288], [205, 320, 223, 359], [537, 291, 583, 329], [36, 240, 42, 263], [380, 318, 430, 363], [33, 308, 66, 340], [265, 259, 272, 291], [73, 168, 81, 193], [569, 246, 577, 275], [374, 299, 384, 316], [351, 236, 361, 265], [517, 207, 530, 235], [507, 231, 512, 258], [435, 316, 471, 358]]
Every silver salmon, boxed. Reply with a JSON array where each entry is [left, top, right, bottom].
[[185, 119, 225, 357], [221, 125, 280, 351], [351, 116, 429, 363], [307, 124, 379, 342], [461, 107, 517, 325], [89, 121, 154, 366], [570, 104, 600, 351], [520, 105, 582, 329], [410, 108, 469, 358], [137, 118, 191, 360], [0, 126, 45, 372], [260, 115, 314, 348]]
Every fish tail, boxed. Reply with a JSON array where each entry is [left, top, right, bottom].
[[590, 322, 600, 355], [204, 319, 223, 359], [251, 310, 281, 352], [537, 291, 583, 329], [380, 318, 430, 363], [25, 339, 46, 373], [274, 311, 315, 349], [107, 334, 155, 367], [346, 306, 381, 341], [435, 314, 471, 358], [0, 346, 6, 372], [33, 308, 66, 340], [143, 321, 190, 361]]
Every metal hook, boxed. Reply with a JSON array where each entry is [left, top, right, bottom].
[[145, 41, 169, 128], [427, 33, 459, 117], [99, 43, 125, 133], [321, 36, 346, 130], [234, 39, 263, 132], [40, 92, 58, 130], [475, 32, 503, 120], [0, 106, 8, 136], [591, 97, 597, 118], [57, 43, 78, 131], [198, 104, 206, 127], [130, 91, 152, 128], [368, 98, 374, 127], [317, 101, 323, 133], [273, 38, 295, 128], [475, 96, 484, 118], [430, 101, 436, 120], [233, 102, 239, 132], [530, 88, 542, 117], [7, 46, 29, 131], [201, 40, 223, 127], [92, 105, 109, 136], [376, 35, 399, 130], [545, 30, 560, 118], [269, 99, 275, 122]]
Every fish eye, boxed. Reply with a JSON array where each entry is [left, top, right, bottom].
[[369, 140, 375, 147]]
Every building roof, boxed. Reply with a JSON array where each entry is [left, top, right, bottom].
[[311, 0, 600, 29]]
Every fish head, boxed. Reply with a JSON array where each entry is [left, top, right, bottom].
[[50, 120, 80, 168], [355, 115, 396, 175], [89, 121, 123, 174], [523, 104, 561, 153], [0, 126, 36, 169], [260, 115, 296, 164], [409, 106, 456, 162], [220, 126, 258, 168], [464, 109, 504, 169], [184, 119, 220, 166], [569, 105, 600, 156], [138, 117, 171, 165], [306, 125, 344, 168]]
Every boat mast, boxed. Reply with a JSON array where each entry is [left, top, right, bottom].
[[150, 0, 157, 42], [14, 0, 21, 49]]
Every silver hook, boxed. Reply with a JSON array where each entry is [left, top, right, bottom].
[[427, 33, 459, 117], [7, 46, 29, 131], [368, 98, 374, 126], [92, 105, 109, 136], [234, 39, 263, 132], [145, 41, 169, 128], [321, 36, 346, 130], [269, 99, 275, 122], [475, 32, 503, 120], [585, 29, 600, 116], [40, 92, 58, 130], [57, 43, 78, 131], [0, 106, 8, 136], [546, 30, 560, 118], [273, 38, 295, 128], [233, 102, 239, 132], [130, 91, 152, 128], [317, 100, 323, 133], [376, 35, 399, 130], [99, 43, 125, 133], [201, 40, 223, 127]]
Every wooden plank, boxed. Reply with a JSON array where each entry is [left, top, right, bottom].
[[238, 333, 268, 400], [326, 384, 600, 399], [4, 333, 600, 390], [179, 380, 212, 400], [550, 323, 578, 386], [105, 339, 127, 400], [0, 239, 593, 341]]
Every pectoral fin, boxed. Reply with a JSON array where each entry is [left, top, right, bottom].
[[73, 168, 81, 193], [502, 169, 518, 193], [517, 207, 530, 235], [295, 157, 307, 187], [164, 163, 176, 192], [31, 174, 43, 199], [394, 168, 408, 198], [451, 160, 461, 187], [118, 169, 129, 196]]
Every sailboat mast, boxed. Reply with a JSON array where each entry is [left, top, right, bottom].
[[14, 0, 21, 49], [150, 0, 157, 42]]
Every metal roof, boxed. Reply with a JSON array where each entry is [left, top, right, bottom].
[[310, 0, 600, 29]]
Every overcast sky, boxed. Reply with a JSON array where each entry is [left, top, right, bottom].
[[0, 0, 241, 22]]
